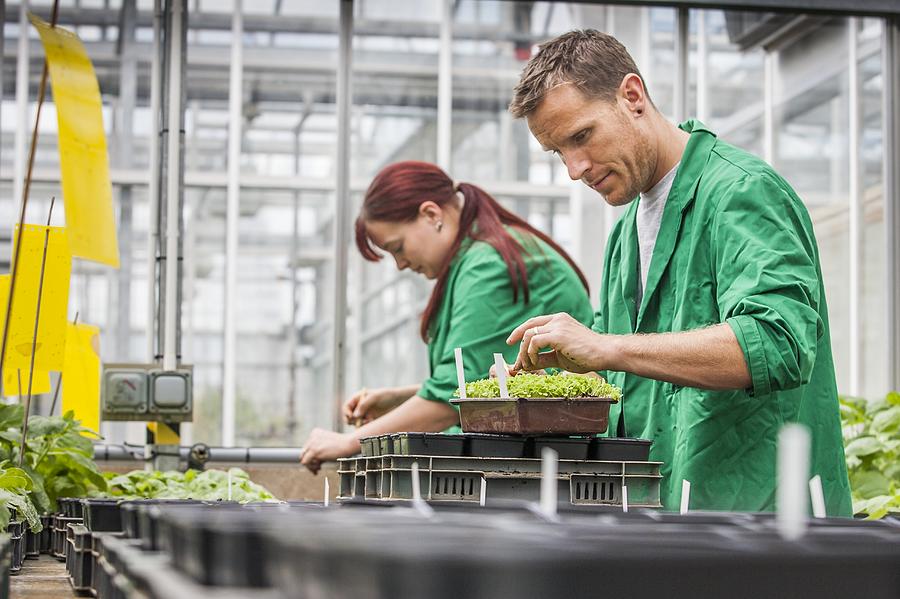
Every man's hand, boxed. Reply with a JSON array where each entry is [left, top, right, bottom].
[[506, 313, 606, 373], [299, 428, 360, 474]]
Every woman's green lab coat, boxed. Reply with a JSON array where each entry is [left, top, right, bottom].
[[594, 120, 852, 515], [419, 232, 594, 416]]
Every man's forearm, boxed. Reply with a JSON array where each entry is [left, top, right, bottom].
[[605, 323, 751, 390]]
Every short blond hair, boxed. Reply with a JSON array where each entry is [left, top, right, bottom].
[[509, 29, 650, 118]]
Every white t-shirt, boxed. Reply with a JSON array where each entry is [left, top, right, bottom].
[[636, 163, 679, 306]]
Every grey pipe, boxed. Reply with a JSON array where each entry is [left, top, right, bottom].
[[93, 443, 304, 463]]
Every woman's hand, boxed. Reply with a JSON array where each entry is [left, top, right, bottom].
[[342, 387, 414, 425], [300, 429, 360, 474]]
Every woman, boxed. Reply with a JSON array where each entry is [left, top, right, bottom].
[[300, 161, 593, 473]]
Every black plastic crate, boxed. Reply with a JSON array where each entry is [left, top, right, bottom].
[[465, 433, 529, 458], [7, 521, 24, 574], [588, 437, 652, 461], [392, 433, 466, 456], [39, 515, 52, 553], [82, 498, 123, 532], [66, 524, 93, 592], [24, 528, 39, 558], [532, 437, 590, 460], [54, 515, 82, 560]]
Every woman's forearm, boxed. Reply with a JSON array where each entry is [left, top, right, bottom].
[[350, 396, 459, 441]]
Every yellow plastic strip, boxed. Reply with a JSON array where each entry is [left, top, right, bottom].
[[61, 322, 101, 435], [2, 368, 52, 397], [30, 14, 120, 268], [155, 422, 181, 445], [0, 225, 72, 373]]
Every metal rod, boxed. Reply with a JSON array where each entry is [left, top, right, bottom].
[[20, 197, 56, 466], [146, 0, 163, 363], [222, 0, 243, 447], [93, 443, 305, 463], [330, 0, 353, 430], [0, 0, 60, 399], [49, 311, 78, 417], [163, 0, 183, 371]]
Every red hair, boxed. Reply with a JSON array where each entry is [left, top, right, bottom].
[[355, 161, 589, 341]]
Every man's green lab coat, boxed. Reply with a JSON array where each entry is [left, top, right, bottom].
[[594, 120, 852, 515], [420, 233, 594, 413]]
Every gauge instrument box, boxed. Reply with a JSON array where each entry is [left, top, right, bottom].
[[101, 363, 193, 422]]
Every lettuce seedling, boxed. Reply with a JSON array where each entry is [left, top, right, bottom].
[[460, 372, 621, 401]]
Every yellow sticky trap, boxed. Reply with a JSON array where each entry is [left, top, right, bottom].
[[62, 322, 101, 435], [0, 225, 72, 373], [2, 368, 52, 397], [30, 14, 120, 268]]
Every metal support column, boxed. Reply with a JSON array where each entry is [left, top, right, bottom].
[[331, 0, 353, 430], [116, 0, 137, 361], [848, 18, 862, 397], [153, 0, 187, 471], [884, 17, 900, 392], [763, 51, 776, 165], [437, 0, 453, 171], [13, 1, 30, 217], [146, 0, 163, 363], [696, 10, 708, 123], [160, 0, 187, 373], [674, 7, 689, 122], [0, 1, 4, 174], [222, 0, 243, 447]]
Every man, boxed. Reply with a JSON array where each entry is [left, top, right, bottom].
[[505, 29, 852, 515]]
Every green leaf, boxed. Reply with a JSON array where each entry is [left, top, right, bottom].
[[845, 436, 883, 458], [0, 405, 24, 431], [886, 392, 900, 407], [872, 406, 900, 434], [21, 465, 51, 514], [850, 470, 892, 499], [0, 468, 33, 492], [25, 416, 69, 438]]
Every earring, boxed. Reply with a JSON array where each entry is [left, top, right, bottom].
[[436, 221, 443, 232]]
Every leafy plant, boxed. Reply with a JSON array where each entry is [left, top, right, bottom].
[[460, 372, 622, 401], [101, 467, 277, 503], [0, 461, 40, 531], [0, 404, 107, 519], [840, 391, 900, 519]]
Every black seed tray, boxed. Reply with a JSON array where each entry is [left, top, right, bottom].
[[360, 437, 377, 457], [39, 515, 52, 553], [379, 434, 394, 455], [465, 433, 529, 458], [588, 437, 652, 461], [82, 498, 123, 532], [161, 508, 273, 588], [532, 437, 591, 460], [60, 498, 84, 519], [393, 433, 466, 456]]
